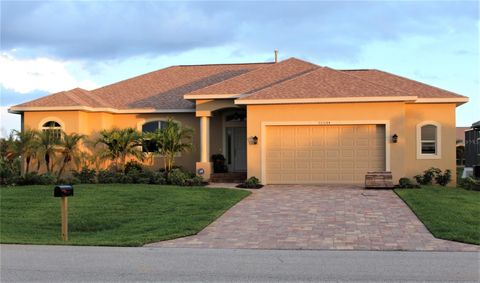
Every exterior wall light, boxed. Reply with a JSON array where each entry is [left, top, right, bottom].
[[392, 134, 398, 143], [248, 136, 258, 145]]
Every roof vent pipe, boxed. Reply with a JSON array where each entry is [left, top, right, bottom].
[[274, 49, 279, 63]]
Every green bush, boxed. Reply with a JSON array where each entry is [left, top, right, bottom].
[[414, 167, 441, 185], [398, 177, 417, 188], [243, 176, 260, 188], [435, 169, 452, 186], [124, 161, 143, 174], [150, 171, 166, 185], [459, 177, 480, 191], [72, 166, 97, 184], [185, 176, 204, 186], [57, 176, 80, 185], [97, 169, 122, 184], [0, 157, 21, 186], [167, 168, 189, 186], [126, 168, 150, 184]]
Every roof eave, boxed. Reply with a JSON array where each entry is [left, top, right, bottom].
[[234, 96, 418, 105], [8, 106, 196, 114], [183, 94, 241, 100]]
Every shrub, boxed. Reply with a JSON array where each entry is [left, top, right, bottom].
[[167, 168, 189, 186], [185, 176, 204, 186], [72, 166, 97, 184], [40, 173, 57, 185], [124, 160, 143, 174], [459, 177, 480, 191], [97, 169, 122, 184], [0, 157, 21, 186], [150, 171, 166, 185], [16, 172, 43, 185], [435, 169, 451, 186], [414, 167, 441, 185], [398, 177, 416, 188], [243, 176, 260, 188], [126, 168, 150, 184]]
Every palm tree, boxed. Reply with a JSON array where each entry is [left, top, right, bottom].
[[36, 129, 60, 173], [152, 119, 193, 171], [57, 132, 85, 178], [94, 128, 144, 172], [14, 129, 38, 175]]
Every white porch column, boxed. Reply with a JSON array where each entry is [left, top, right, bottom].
[[200, 115, 210, 163], [196, 111, 212, 180]]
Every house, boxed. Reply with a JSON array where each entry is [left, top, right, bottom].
[[9, 57, 468, 185], [465, 121, 480, 168], [456, 126, 470, 166]]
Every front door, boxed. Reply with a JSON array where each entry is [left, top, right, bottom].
[[226, 127, 247, 172]]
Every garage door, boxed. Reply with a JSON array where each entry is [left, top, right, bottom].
[[265, 124, 385, 184]]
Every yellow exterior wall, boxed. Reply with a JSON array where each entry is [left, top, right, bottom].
[[247, 102, 407, 183], [23, 111, 201, 172], [404, 103, 457, 185], [22, 101, 458, 185]]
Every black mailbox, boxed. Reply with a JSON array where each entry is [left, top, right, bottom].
[[54, 185, 74, 197]]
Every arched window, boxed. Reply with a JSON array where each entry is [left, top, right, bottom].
[[142, 120, 168, 152], [42, 121, 62, 141], [417, 121, 441, 159]]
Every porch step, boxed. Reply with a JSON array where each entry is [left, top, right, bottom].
[[210, 172, 247, 183]]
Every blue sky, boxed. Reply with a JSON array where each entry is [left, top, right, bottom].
[[0, 1, 478, 136]]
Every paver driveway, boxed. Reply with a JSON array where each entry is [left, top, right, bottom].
[[147, 185, 478, 251]]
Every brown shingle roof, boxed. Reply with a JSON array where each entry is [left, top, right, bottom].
[[343, 69, 465, 98], [14, 62, 272, 110], [12, 58, 466, 112], [239, 67, 411, 100], [187, 58, 318, 96]]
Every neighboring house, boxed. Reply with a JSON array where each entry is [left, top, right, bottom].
[[9, 58, 468, 185], [465, 121, 480, 167], [456, 126, 470, 166]]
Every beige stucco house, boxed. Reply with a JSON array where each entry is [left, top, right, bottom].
[[9, 58, 468, 185]]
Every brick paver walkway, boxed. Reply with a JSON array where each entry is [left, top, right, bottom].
[[147, 185, 479, 251]]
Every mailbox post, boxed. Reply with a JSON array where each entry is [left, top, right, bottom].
[[54, 185, 73, 241]]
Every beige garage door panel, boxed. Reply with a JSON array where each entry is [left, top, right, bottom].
[[266, 125, 385, 184]]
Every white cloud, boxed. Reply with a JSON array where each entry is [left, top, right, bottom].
[[0, 106, 20, 138], [0, 52, 97, 94]]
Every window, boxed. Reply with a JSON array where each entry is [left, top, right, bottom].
[[142, 120, 168, 152], [417, 121, 441, 159], [42, 121, 62, 141], [420, 125, 437, 154]]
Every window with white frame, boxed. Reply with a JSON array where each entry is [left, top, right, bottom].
[[41, 121, 62, 141], [142, 120, 168, 152], [417, 121, 441, 159]]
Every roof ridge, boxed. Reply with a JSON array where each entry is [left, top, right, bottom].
[[71, 88, 111, 107], [188, 57, 317, 96], [177, 62, 274, 67], [63, 89, 91, 106], [323, 67, 412, 97], [370, 69, 466, 98], [239, 66, 322, 100]]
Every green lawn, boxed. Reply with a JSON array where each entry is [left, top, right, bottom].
[[0, 184, 250, 246], [395, 186, 479, 245]]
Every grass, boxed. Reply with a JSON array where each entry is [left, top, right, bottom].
[[0, 184, 250, 246], [395, 186, 479, 245]]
